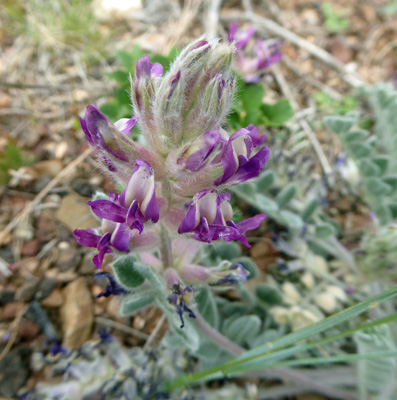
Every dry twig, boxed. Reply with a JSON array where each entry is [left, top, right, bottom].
[[221, 12, 366, 87], [205, 0, 223, 40], [143, 314, 166, 350], [0, 148, 92, 245], [95, 317, 149, 340], [0, 306, 28, 363]]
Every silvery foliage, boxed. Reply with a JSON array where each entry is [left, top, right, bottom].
[[324, 83, 397, 225]]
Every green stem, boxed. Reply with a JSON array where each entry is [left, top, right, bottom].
[[160, 223, 173, 269]]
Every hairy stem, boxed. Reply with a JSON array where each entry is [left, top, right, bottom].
[[193, 307, 358, 400], [160, 224, 173, 269]]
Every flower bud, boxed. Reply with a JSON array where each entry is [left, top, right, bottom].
[[183, 73, 234, 140], [179, 265, 211, 285], [153, 70, 185, 147], [80, 105, 130, 162], [130, 56, 164, 151], [153, 38, 236, 146]]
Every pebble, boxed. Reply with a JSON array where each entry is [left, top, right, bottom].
[[2, 302, 24, 320], [79, 252, 96, 274], [35, 278, 56, 301], [57, 242, 80, 272], [18, 320, 41, 340], [21, 238, 41, 257], [61, 278, 93, 348], [40, 288, 63, 308], [0, 347, 31, 397], [0, 291, 15, 305], [16, 277, 40, 302], [72, 178, 97, 197], [20, 257, 40, 274]]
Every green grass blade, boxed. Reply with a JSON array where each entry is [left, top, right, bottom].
[[164, 286, 397, 390], [268, 351, 397, 369], [223, 313, 397, 375]]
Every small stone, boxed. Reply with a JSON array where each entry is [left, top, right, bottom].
[[56, 193, 98, 232], [0, 246, 14, 263], [270, 306, 289, 324], [37, 210, 57, 242], [21, 238, 41, 257], [0, 291, 15, 305], [30, 159, 63, 179], [106, 296, 123, 320], [56, 242, 80, 272], [2, 302, 24, 320], [290, 306, 320, 331], [16, 277, 40, 302], [61, 277, 93, 348], [40, 288, 63, 308], [45, 268, 77, 283], [282, 282, 302, 305], [314, 292, 337, 314], [79, 252, 96, 274], [20, 257, 40, 274], [328, 37, 354, 64], [301, 271, 315, 289], [327, 285, 347, 302], [35, 278, 56, 301], [72, 179, 97, 197], [0, 347, 31, 397], [18, 320, 41, 340], [32, 176, 52, 194], [0, 93, 12, 108]]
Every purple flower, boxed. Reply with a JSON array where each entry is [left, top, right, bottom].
[[74, 222, 129, 269], [215, 124, 269, 186], [167, 283, 196, 328], [228, 22, 282, 83], [79, 105, 138, 162], [94, 272, 129, 298], [178, 130, 222, 171], [134, 55, 164, 111], [178, 190, 266, 247], [228, 22, 255, 50], [114, 117, 139, 137], [87, 160, 159, 234]]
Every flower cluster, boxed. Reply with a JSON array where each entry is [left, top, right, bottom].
[[74, 37, 269, 269], [74, 37, 270, 323], [228, 22, 282, 83]]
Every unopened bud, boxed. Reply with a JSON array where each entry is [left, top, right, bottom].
[[153, 38, 236, 146]]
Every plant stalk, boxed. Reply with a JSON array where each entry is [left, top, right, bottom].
[[160, 223, 173, 269]]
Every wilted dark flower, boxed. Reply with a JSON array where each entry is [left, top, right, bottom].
[[94, 272, 129, 298], [167, 283, 196, 328]]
